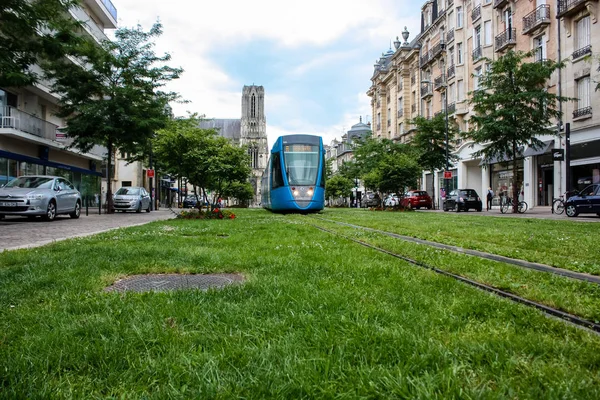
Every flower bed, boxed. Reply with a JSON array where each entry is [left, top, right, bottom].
[[177, 208, 236, 220]]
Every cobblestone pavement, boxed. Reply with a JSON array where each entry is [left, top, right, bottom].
[[0, 209, 178, 252]]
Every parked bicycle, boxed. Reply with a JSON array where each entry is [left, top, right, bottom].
[[500, 197, 528, 214], [552, 191, 576, 215]]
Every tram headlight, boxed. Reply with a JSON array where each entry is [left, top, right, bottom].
[[307, 188, 314, 196], [293, 190, 299, 197]]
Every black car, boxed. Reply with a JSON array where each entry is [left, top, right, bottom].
[[183, 195, 200, 208], [565, 184, 600, 217], [443, 188, 482, 212]]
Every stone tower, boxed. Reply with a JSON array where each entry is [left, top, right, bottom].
[[240, 85, 269, 204]]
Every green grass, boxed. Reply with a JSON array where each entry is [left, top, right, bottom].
[[318, 208, 600, 275], [0, 209, 599, 398]]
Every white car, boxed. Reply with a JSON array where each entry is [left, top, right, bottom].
[[0, 175, 81, 221], [384, 194, 400, 207]]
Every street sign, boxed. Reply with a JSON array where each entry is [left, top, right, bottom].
[[147, 169, 155, 178], [444, 171, 452, 179]]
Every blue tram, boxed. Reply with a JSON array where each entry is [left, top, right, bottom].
[[261, 134, 325, 213]]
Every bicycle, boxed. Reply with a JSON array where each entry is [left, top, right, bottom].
[[500, 197, 528, 214], [551, 191, 575, 215]]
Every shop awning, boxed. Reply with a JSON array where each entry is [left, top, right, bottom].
[[479, 146, 524, 166], [523, 140, 554, 157]]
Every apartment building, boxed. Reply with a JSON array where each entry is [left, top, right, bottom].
[[369, 0, 598, 209], [0, 0, 118, 205]]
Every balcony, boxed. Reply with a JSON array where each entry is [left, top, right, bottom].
[[495, 29, 517, 52], [472, 5, 481, 23], [447, 64, 456, 79], [71, 6, 109, 44], [493, 0, 510, 9], [421, 83, 433, 98], [448, 0, 454, 7], [0, 106, 59, 141], [84, 0, 117, 28], [434, 74, 447, 91], [447, 102, 456, 114], [573, 106, 592, 119], [447, 28, 455, 44], [523, 5, 551, 35], [420, 51, 432, 67], [431, 42, 445, 60], [558, 0, 594, 18], [472, 45, 483, 62], [572, 45, 592, 60]]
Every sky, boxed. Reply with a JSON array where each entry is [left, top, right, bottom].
[[112, 0, 421, 148]]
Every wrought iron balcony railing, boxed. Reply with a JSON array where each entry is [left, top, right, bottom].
[[472, 45, 483, 62], [447, 102, 456, 114], [494, 0, 509, 9], [472, 5, 481, 23], [447, 28, 455, 43], [495, 28, 517, 52], [572, 45, 592, 60], [432, 42, 445, 59], [558, 0, 588, 17], [523, 5, 551, 35], [421, 83, 433, 97], [434, 74, 447, 90], [447, 64, 456, 79], [573, 106, 592, 119]]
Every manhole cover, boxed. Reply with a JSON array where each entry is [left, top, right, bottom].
[[104, 273, 244, 293]]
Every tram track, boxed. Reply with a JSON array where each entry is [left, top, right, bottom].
[[307, 221, 600, 337]]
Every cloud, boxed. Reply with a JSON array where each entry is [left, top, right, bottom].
[[113, 0, 421, 148]]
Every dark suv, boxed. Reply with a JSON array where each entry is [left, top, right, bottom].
[[443, 189, 482, 212], [363, 192, 381, 207]]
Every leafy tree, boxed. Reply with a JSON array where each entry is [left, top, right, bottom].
[[1, 0, 81, 87], [325, 175, 354, 203], [205, 137, 252, 207], [466, 50, 568, 212], [411, 114, 459, 207], [222, 181, 254, 207], [44, 22, 182, 211], [377, 152, 421, 196]]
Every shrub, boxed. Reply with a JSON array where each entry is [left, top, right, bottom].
[[177, 208, 236, 220]]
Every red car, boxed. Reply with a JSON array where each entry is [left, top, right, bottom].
[[401, 190, 433, 209]]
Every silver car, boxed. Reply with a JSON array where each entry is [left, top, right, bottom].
[[113, 187, 151, 213], [0, 175, 81, 221]]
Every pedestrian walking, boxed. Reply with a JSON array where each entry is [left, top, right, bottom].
[[486, 187, 494, 211]]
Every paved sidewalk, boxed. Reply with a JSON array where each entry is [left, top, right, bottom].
[[425, 205, 600, 221], [0, 209, 178, 252]]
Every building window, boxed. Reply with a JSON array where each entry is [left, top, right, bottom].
[[449, 47, 455, 65], [457, 42, 463, 64], [576, 16, 591, 52], [577, 76, 590, 110], [449, 82, 456, 102], [122, 181, 132, 187], [474, 25, 482, 49], [534, 35, 546, 62], [251, 93, 256, 118], [457, 79, 464, 101], [484, 20, 492, 46], [448, 11, 454, 29], [457, 6, 463, 28], [473, 67, 482, 91], [399, 122, 404, 134]]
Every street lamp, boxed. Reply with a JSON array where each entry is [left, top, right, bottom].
[[421, 79, 450, 209]]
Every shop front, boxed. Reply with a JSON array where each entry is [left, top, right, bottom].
[[490, 161, 524, 206], [569, 139, 600, 193]]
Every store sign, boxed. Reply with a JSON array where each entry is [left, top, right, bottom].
[[444, 171, 452, 179], [552, 149, 564, 161], [147, 169, 155, 178]]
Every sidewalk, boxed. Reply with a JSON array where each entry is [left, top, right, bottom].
[[428, 205, 600, 221], [0, 209, 178, 252]]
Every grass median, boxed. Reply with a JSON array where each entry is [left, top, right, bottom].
[[0, 208, 599, 398]]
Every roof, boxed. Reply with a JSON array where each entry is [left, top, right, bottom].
[[198, 119, 241, 140]]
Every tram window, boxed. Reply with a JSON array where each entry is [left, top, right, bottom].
[[272, 153, 284, 188], [319, 152, 325, 188]]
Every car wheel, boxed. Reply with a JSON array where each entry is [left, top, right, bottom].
[[136, 202, 142, 213], [69, 201, 81, 219], [427, 205, 432, 210], [477, 207, 482, 212], [43, 201, 56, 221], [146, 203, 151, 213], [0, 214, 4, 220], [455, 205, 460, 212], [565, 204, 578, 217]]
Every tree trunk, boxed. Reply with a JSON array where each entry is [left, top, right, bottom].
[[107, 140, 114, 214], [512, 140, 518, 213]]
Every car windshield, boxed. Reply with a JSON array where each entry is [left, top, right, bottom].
[[116, 188, 140, 195], [460, 190, 478, 197], [5, 176, 54, 189]]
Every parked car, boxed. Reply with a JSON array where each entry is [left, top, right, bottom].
[[363, 192, 381, 208], [0, 175, 81, 221], [443, 188, 482, 212], [113, 187, 151, 213], [384, 193, 400, 207], [565, 184, 600, 217], [183, 194, 200, 208], [401, 190, 433, 209]]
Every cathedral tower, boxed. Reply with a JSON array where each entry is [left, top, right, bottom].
[[240, 85, 269, 204]]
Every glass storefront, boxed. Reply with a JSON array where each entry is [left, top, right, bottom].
[[490, 161, 524, 205]]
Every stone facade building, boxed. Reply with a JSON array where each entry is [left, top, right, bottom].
[[368, 0, 599, 209]]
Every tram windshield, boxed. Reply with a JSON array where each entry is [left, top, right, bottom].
[[283, 144, 319, 186]]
